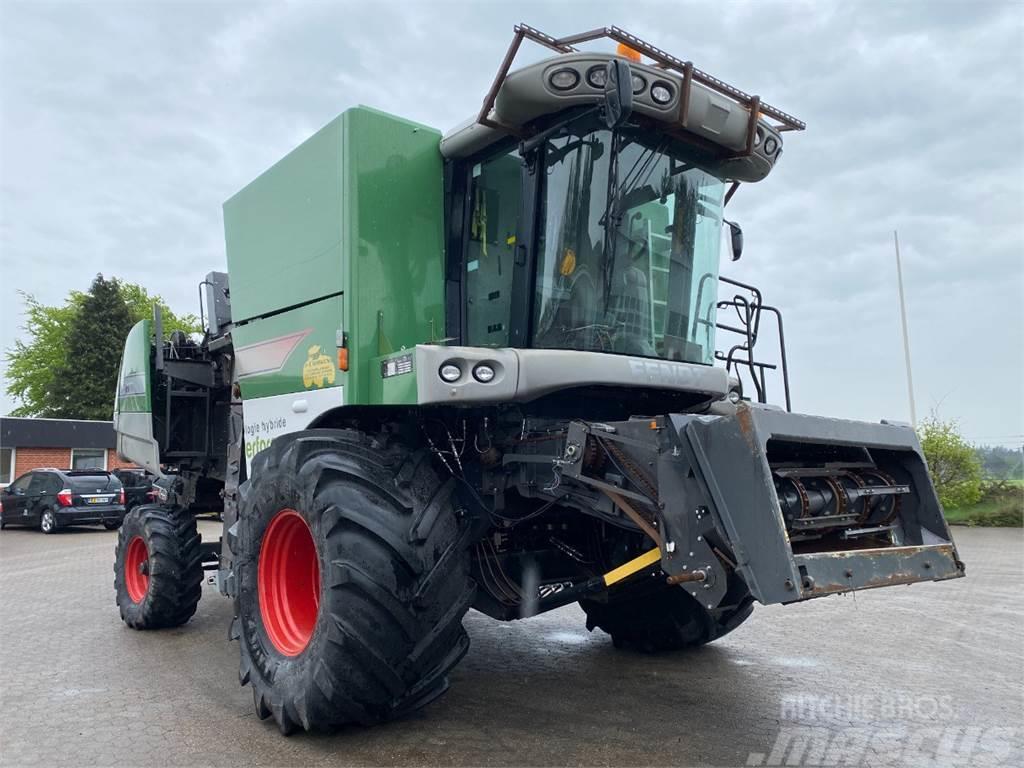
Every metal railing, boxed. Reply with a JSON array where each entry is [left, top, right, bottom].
[[479, 24, 806, 154], [695, 274, 792, 411]]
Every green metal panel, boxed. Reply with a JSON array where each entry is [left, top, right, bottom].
[[223, 106, 445, 408], [342, 107, 446, 405], [113, 319, 162, 474], [223, 118, 345, 324], [115, 319, 152, 414], [369, 350, 418, 405], [233, 295, 346, 400]]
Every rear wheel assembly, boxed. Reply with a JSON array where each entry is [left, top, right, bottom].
[[581, 575, 754, 652], [113, 505, 203, 629], [232, 429, 474, 735], [40, 510, 57, 534]]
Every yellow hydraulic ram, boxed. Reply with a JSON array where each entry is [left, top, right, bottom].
[[601, 547, 663, 586], [528, 547, 676, 615]]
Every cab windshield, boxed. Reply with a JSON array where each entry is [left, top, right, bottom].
[[533, 129, 725, 364]]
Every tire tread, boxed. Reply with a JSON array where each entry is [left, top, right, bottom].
[[234, 429, 473, 733], [581, 577, 753, 652], [113, 505, 204, 629]]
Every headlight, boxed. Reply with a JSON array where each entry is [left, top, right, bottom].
[[473, 364, 496, 383], [631, 74, 646, 94], [754, 127, 763, 147], [586, 66, 607, 88], [727, 389, 742, 404], [764, 136, 778, 155], [549, 68, 580, 91], [650, 82, 673, 104], [439, 363, 461, 383]]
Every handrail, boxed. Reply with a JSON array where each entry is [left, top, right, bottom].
[[697, 274, 793, 412], [479, 24, 806, 150]]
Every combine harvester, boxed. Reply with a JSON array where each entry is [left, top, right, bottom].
[[111, 25, 964, 734]]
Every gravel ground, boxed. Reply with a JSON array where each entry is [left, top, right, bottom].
[[0, 521, 1020, 767]]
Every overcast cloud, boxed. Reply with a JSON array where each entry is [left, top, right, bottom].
[[1, 0, 1022, 445]]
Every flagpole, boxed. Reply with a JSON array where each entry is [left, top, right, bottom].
[[893, 230, 917, 427]]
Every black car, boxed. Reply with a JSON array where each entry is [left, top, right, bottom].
[[111, 468, 157, 513], [0, 468, 126, 533]]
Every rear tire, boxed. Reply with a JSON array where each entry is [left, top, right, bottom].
[[581, 575, 754, 652], [113, 505, 203, 629], [232, 429, 474, 734], [40, 509, 57, 534]]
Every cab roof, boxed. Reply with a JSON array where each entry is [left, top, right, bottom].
[[442, 24, 804, 184]]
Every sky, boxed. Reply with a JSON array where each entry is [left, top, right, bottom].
[[1, 0, 1022, 446]]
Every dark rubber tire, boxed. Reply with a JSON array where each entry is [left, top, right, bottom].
[[232, 429, 474, 735], [114, 505, 203, 629], [103, 520, 122, 530], [40, 509, 57, 534], [581, 575, 754, 652]]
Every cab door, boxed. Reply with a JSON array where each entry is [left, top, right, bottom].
[[460, 147, 523, 347]]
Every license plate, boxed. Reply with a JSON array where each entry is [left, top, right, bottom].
[[87, 497, 110, 505]]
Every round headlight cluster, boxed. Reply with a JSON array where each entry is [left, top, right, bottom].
[[586, 66, 607, 88], [439, 363, 461, 383], [554, 63, 681, 107], [548, 68, 579, 91], [439, 361, 498, 384], [763, 136, 778, 155], [650, 82, 673, 105]]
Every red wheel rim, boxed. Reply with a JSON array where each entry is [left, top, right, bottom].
[[125, 536, 150, 603], [258, 509, 320, 656]]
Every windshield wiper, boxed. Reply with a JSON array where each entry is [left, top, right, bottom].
[[599, 132, 623, 306], [520, 106, 602, 158], [599, 136, 668, 306]]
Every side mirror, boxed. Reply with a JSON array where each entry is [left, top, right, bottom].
[[725, 220, 744, 261], [602, 59, 633, 129]]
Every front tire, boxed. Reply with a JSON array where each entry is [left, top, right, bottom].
[[103, 520, 122, 530], [581, 575, 754, 652], [113, 505, 203, 629], [232, 429, 474, 735]]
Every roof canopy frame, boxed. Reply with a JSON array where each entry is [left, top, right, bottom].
[[477, 23, 806, 158]]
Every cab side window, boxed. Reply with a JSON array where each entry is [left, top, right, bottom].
[[27, 474, 50, 495], [9, 474, 32, 493], [465, 148, 521, 347]]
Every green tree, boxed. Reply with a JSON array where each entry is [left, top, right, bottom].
[[918, 417, 983, 509], [118, 283, 200, 334], [975, 445, 1024, 481], [4, 278, 200, 418], [47, 276, 135, 419]]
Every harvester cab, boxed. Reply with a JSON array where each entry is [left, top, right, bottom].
[[432, 24, 802, 411], [110, 25, 964, 736]]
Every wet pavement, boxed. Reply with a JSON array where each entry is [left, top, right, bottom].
[[0, 522, 1020, 767]]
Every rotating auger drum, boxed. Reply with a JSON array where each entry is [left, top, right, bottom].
[[773, 467, 908, 534]]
